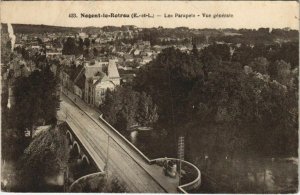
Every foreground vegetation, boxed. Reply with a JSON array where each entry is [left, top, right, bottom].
[[14, 125, 69, 192]]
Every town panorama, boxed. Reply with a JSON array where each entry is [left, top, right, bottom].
[[1, 23, 298, 193]]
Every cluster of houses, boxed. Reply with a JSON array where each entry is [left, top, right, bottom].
[[14, 27, 209, 75], [114, 40, 159, 68], [7, 27, 220, 108]]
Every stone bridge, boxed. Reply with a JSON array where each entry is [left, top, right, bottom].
[[60, 89, 201, 193]]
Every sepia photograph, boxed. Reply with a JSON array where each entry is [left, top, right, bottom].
[[0, 1, 299, 193]]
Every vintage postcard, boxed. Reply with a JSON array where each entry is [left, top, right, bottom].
[[0, 1, 299, 193]]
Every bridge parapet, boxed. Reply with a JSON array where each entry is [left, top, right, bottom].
[[69, 171, 106, 192], [153, 158, 201, 193]]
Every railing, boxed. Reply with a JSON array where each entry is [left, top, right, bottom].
[[153, 158, 201, 193], [69, 171, 106, 192]]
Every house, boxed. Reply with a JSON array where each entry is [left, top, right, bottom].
[[31, 45, 41, 49], [14, 43, 23, 48], [83, 59, 120, 107], [43, 37, 51, 42], [79, 32, 88, 39], [152, 45, 163, 53], [21, 35, 28, 41], [46, 51, 62, 57], [119, 69, 136, 84], [141, 56, 152, 65], [124, 54, 134, 62], [95, 38, 101, 43], [133, 49, 141, 56], [86, 72, 115, 106], [144, 49, 154, 57], [62, 56, 120, 106]]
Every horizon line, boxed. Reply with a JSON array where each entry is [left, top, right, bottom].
[[2, 22, 299, 31]]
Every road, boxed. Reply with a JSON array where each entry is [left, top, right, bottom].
[[57, 91, 179, 193]]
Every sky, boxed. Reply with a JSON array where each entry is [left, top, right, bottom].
[[1, 1, 299, 30]]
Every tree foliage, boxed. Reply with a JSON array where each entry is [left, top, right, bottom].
[[133, 47, 204, 130], [131, 45, 297, 158], [62, 37, 93, 57], [13, 67, 60, 135], [72, 175, 127, 193], [186, 60, 297, 157], [100, 86, 158, 131], [62, 37, 78, 55], [1, 33, 12, 66], [16, 125, 69, 192]]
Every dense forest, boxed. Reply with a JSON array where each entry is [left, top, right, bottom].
[[102, 41, 298, 159]]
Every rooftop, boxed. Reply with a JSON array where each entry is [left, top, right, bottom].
[[108, 60, 120, 79]]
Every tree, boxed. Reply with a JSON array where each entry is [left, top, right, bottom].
[[248, 57, 269, 74], [93, 48, 99, 57], [16, 125, 69, 192], [62, 37, 77, 55], [77, 38, 84, 54], [201, 43, 231, 63], [1, 34, 12, 65], [100, 89, 119, 126], [269, 60, 292, 87], [186, 59, 297, 157], [13, 68, 59, 140], [133, 47, 203, 131], [272, 42, 299, 69], [100, 87, 158, 131], [84, 38, 90, 48], [191, 43, 199, 57], [137, 92, 159, 126], [71, 175, 127, 192], [231, 44, 255, 65], [21, 47, 30, 60]]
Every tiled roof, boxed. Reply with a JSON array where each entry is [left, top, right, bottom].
[[84, 65, 103, 78]]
